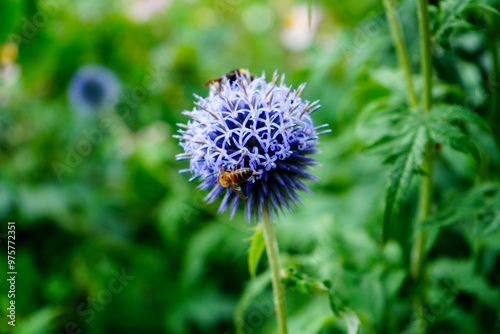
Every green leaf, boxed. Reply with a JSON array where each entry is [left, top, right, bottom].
[[383, 126, 428, 242], [428, 258, 500, 310], [465, 3, 500, 17], [426, 118, 480, 160], [287, 299, 336, 334], [366, 111, 422, 159], [247, 224, 266, 279], [282, 267, 330, 295], [478, 209, 500, 237], [432, 0, 479, 49], [364, 135, 399, 151], [383, 269, 407, 298], [282, 268, 377, 333], [182, 223, 230, 287], [383, 147, 411, 165], [435, 26, 454, 49], [356, 97, 393, 123], [432, 104, 489, 130], [15, 307, 61, 334], [421, 183, 500, 238], [413, 166, 430, 176], [328, 293, 347, 317], [441, 0, 472, 16]]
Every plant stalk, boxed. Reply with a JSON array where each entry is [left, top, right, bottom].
[[417, 0, 433, 114], [261, 209, 288, 334], [411, 0, 434, 333], [487, 13, 499, 139], [411, 146, 433, 279], [382, 0, 418, 108]]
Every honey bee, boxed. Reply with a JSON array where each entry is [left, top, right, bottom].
[[204, 69, 255, 94], [217, 168, 259, 200]]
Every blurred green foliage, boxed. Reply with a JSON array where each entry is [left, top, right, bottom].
[[0, 0, 499, 333]]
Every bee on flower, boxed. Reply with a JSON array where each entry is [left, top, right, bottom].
[[175, 69, 330, 221]]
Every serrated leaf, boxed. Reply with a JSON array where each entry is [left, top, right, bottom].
[[247, 224, 266, 279], [432, 104, 489, 130], [421, 183, 500, 238], [428, 258, 500, 310], [364, 135, 399, 151], [433, 0, 479, 48], [365, 111, 421, 158], [383, 147, 411, 164], [361, 104, 404, 125], [421, 209, 460, 229], [426, 119, 480, 160], [383, 126, 428, 243]]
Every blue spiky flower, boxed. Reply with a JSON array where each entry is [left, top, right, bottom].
[[67, 64, 121, 114], [175, 70, 329, 221]]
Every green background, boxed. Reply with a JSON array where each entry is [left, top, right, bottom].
[[0, 0, 499, 333]]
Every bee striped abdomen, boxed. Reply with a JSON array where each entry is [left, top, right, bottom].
[[230, 168, 254, 184]]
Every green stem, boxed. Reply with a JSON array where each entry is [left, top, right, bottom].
[[382, 0, 418, 108], [410, 150, 433, 334], [411, 1, 434, 333], [418, 0, 433, 113], [411, 146, 433, 279], [487, 13, 499, 139], [261, 209, 288, 334]]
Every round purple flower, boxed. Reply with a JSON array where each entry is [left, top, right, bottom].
[[175, 70, 329, 221], [67, 64, 121, 114]]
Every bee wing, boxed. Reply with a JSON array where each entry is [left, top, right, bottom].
[[230, 184, 247, 200]]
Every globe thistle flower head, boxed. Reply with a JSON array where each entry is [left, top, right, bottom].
[[175, 70, 330, 221], [67, 64, 121, 114]]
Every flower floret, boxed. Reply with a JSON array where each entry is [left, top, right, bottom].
[[175, 70, 329, 221]]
